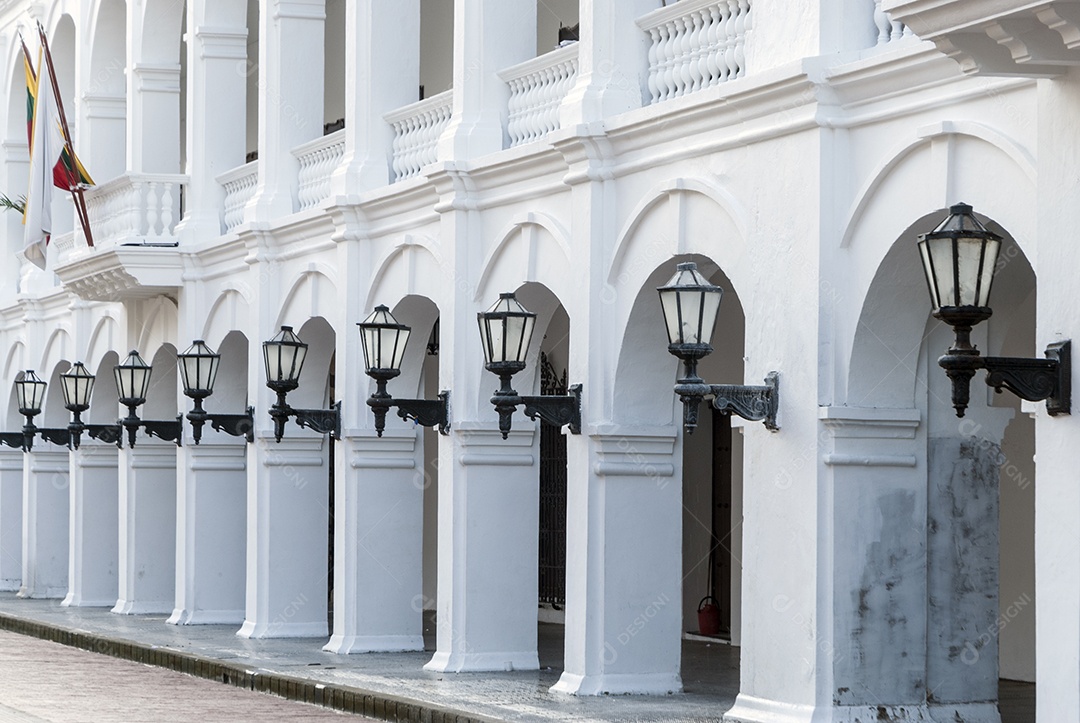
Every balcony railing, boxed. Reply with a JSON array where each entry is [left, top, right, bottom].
[[385, 89, 453, 182], [293, 129, 345, 211], [499, 44, 579, 148], [217, 160, 259, 232], [637, 0, 751, 105], [873, 0, 908, 46], [79, 173, 186, 248]]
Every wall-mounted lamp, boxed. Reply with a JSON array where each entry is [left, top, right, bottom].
[[115, 351, 182, 448], [177, 340, 254, 445], [358, 306, 449, 437], [477, 293, 581, 440], [263, 326, 340, 443], [658, 262, 780, 433], [918, 203, 1070, 417], [0, 371, 47, 451], [60, 362, 121, 449]]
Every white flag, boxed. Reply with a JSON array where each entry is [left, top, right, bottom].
[[22, 47, 62, 270]]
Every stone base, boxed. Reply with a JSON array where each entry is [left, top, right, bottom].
[[551, 671, 683, 696], [423, 650, 540, 673], [167, 608, 245, 626], [111, 599, 174, 615], [236, 619, 329, 639], [323, 634, 424, 655]]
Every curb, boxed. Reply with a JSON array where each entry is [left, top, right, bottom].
[[0, 612, 502, 723]]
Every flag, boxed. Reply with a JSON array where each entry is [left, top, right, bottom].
[[22, 44, 60, 268], [22, 27, 95, 268]]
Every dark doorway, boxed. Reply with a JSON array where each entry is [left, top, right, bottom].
[[710, 409, 733, 638], [538, 353, 567, 609], [327, 359, 336, 632]]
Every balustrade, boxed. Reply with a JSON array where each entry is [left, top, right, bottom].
[[873, 0, 909, 45], [499, 45, 579, 148], [80, 173, 186, 248], [385, 90, 453, 182], [217, 161, 259, 232], [293, 129, 345, 211], [638, 0, 752, 105]]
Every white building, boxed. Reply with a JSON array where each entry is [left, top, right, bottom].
[[0, 0, 1074, 720]]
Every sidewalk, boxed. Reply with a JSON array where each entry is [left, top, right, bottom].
[[0, 594, 739, 723]]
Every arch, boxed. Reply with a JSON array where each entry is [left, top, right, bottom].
[[201, 286, 253, 345], [2, 340, 26, 389], [135, 296, 179, 356], [37, 325, 73, 378], [387, 295, 440, 411], [206, 330, 248, 414], [366, 236, 447, 312], [840, 125, 1038, 407], [290, 316, 336, 412], [840, 121, 1037, 250], [87, 0, 126, 95], [274, 267, 340, 329], [144, 344, 178, 419], [88, 350, 120, 424], [84, 313, 122, 371], [474, 214, 575, 306], [612, 255, 744, 425], [139, 0, 186, 67], [608, 178, 750, 288], [41, 360, 72, 427], [5, 35, 28, 141]]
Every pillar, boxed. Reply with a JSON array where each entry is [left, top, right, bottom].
[[324, 432, 424, 653], [113, 443, 176, 614], [19, 449, 69, 598], [238, 436, 329, 639], [436, 0, 536, 161], [127, 64, 181, 174], [424, 427, 541, 672], [0, 449, 22, 590], [169, 442, 246, 625], [553, 431, 683, 695], [176, 13, 249, 240], [245, 0, 326, 221], [330, 0, 420, 195], [62, 443, 119, 607]]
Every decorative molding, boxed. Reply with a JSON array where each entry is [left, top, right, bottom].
[[824, 453, 917, 467], [819, 406, 921, 439]]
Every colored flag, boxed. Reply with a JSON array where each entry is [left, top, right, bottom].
[[22, 44, 59, 268]]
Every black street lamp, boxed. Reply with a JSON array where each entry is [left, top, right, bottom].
[[177, 340, 254, 445], [0, 371, 48, 451], [114, 350, 182, 448], [358, 306, 449, 437], [60, 362, 120, 449], [477, 293, 581, 439], [658, 262, 779, 433], [263, 326, 340, 443], [918, 203, 1070, 417]]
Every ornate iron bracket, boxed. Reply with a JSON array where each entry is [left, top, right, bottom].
[[521, 384, 582, 434], [186, 398, 254, 445], [939, 339, 1071, 417], [674, 372, 780, 433], [294, 401, 342, 439], [0, 432, 24, 450], [85, 424, 123, 448], [141, 417, 183, 446], [38, 428, 71, 447], [393, 391, 451, 435]]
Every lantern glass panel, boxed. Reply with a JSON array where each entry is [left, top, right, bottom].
[[178, 340, 221, 395], [263, 327, 308, 384], [16, 371, 46, 414], [61, 362, 95, 408], [115, 351, 152, 402], [918, 204, 1002, 310], [658, 263, 723, 346], [478, 294, 536, 364], [358, 307, 411, 372]]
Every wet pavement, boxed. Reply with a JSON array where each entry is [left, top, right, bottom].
[[0, 594, 739, 722]]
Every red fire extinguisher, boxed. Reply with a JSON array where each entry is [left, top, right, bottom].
[[697, 595, 721, 636]]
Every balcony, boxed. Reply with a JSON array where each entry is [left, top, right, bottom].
[[883, 0, 1080, 76], [385, 89, 453, 182], [293, 129, 345, 211], [499, 44, 579, 148], [53, 173, 187, 302], [217, 160, 259, 232]]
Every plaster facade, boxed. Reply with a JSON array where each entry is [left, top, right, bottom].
[[0, 0, 1069, 720]]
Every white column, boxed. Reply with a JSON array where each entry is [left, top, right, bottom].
[[0, 449, 23, 591], [424, 427, 540, 672], [325, 432, 424, 654], [176, 21, 249, 240], [330, 0, 419, 195], [558, 0, 652, 127], [436, 0, 536, 161], [113, 443, 177, 614], [245, 0, 326, 221], [127, 65, 181, 174], [238, 436, 329, 638], [19, 449, 69, 599], [553, 431, 683, 695], [169, 442, 246, 625], [63, 443, 119, 607], [79, 95, 127, 182]]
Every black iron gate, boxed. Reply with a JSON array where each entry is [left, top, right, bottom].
[[538, 353, 567, 608]]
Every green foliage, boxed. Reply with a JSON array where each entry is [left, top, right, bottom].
[[0, 193, 25, 215]]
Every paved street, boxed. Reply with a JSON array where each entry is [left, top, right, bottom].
[[0, 629, 368, 722]]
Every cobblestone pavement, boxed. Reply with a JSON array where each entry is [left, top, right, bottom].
[[0, 629, 368, 722]]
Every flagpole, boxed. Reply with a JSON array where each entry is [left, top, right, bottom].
[[36, 23, 94, 248]]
